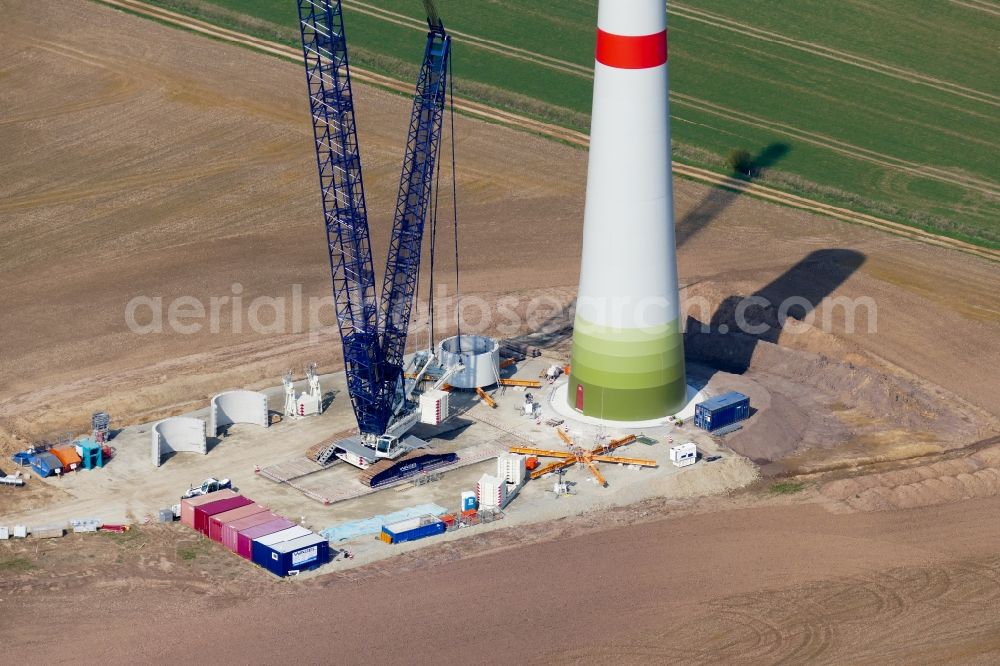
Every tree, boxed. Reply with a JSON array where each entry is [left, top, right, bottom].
[[726, 148, 754, 177]]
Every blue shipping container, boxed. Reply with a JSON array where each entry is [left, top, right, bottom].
[[253, 533, 330, 577], [381, 517, 446, 545], [250, 526, 312, 565], [694, 392, 750, 432]]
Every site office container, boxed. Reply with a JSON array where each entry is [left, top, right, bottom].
[[255, 533, 330, 577], [251, 526, 313, 567], [694, 392, 750, 432], [180, 489, 238, 528], [193, 496, 253, 536], [222, 512, 280, 553], [208, 503, 269, 543], [379, 516, 446, 545], [236, 518, 296, 560]]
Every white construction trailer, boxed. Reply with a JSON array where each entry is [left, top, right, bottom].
[[669, 443, 697, 468]]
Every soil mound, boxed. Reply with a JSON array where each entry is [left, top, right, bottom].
[[820, 442, 1000, 511]]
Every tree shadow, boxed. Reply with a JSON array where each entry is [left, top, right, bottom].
[[675, 142, 791, 247], [686, 248, 866, 375]]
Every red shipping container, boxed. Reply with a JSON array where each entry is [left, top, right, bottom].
[[193, 496, 253, 536], [222, 512, 280, 553], [208, 503, 269, 543], [236, 518, 295, 560], [180, 490, 238, 528]]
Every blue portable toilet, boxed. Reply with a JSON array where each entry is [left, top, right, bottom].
[[30, 452, 63, 477], [76, 437, 104, 470]]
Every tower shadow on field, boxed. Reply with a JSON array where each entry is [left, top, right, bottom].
[[675, 142, 791, 248], [685, 248, 866, 376]]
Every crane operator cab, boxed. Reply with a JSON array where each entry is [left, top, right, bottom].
[[375, 434, 402, 459]]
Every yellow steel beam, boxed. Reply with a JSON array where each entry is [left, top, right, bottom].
[[475, 386, 497, 408], [584, 460, 607, 487], [589, 434, 637, 455], [404, 373, 439, 381], [609, 434, 637, 449], [510, 446, 573, 459], [530, 459, 576, 479], [590, 455, 657, 467], [556, 428, 573, 446], [499, 378, 542, 388]]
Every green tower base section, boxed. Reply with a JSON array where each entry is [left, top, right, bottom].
[[568, 316, 686, 421]]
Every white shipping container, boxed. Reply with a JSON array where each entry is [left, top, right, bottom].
[[254, 525, 312, 547], [31, 525, 64, 539], [0, 526, 9, 540], [13, 525, 27, 538]]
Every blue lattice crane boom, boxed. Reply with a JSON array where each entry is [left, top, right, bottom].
[[297, 0, 385, 436], [378, 16, 451, 398], [296, 0, 453, 447]]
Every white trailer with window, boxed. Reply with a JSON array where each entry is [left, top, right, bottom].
[[669, 442, 697, 468]]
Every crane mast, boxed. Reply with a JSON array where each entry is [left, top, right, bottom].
[[297, 0, 453, 445], [379, 20, 451, 402], [297, 0, 387, 436]]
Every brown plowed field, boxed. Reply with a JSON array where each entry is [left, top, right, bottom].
[[2, 2, 1000, 661], [5, 492, 1000, 664]]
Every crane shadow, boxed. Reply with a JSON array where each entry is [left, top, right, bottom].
[[685, 248, 866, 375], [675, 142, 791, 248]]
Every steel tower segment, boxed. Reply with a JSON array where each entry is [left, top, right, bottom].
[[378, 21, 452, 390], [297, 0, 388, 435]]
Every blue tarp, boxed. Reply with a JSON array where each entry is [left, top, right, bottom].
[[321, 503, 448, 542]]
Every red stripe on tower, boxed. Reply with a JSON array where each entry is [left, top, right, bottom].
[[595, 29, 667, 69]]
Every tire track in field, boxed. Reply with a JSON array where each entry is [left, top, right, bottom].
[[671, 93, 1000, 197], [341, 0, 593, 78], [948, 0, 1000, 18], [90, 0, 1000, 263], [671, 2, 1000, 108], [342, 0, 1000, 197], [0, 36, 142, 126]]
